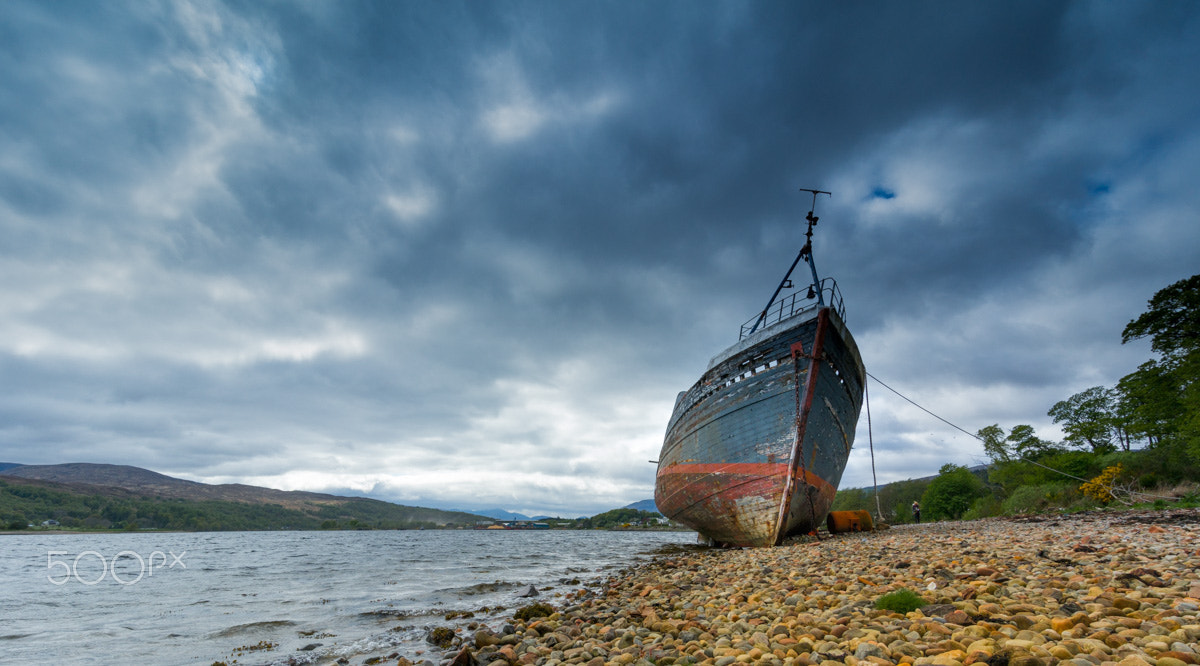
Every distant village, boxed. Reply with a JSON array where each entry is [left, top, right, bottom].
[[472, 511, 675, 531]]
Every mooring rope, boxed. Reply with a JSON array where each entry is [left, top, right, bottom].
[[864, 380, 884, 522]]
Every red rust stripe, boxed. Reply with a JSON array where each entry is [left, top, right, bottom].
[[658, 462, 836, 495]]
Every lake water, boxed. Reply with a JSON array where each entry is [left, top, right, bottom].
[[0, 529, 695, 665]]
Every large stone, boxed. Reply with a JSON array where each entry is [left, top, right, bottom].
[[448, 647, 479, 666], [855, 642, 888, 660], [1051, 617, 1077, 633], [945, 610, 972, 625]]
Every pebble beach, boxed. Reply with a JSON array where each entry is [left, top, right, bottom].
[[448, 510, 1200, 666]]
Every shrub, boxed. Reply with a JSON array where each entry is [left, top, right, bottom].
[[875, 588, 926, 613], [1080, 464, 1124, 504], [921, 464, 987, 521], [1001, 482, 1075, 515], [961, 496, 1002, 521]]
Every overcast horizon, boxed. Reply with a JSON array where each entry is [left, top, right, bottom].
[[3, 2, 1198, 517]]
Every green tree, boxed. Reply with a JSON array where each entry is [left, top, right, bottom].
[[978, 424, 1011, 463], [920, 464, 985, 521], [1008, 425, 1061, 459], [1048, 386, 1122, 453], [1122, 274, 1200, 360], [977, 424, 1062, 462], [1119, 274, 1200, 462], [830, 487, 868, 512], [1116, 361, 1182, 446]]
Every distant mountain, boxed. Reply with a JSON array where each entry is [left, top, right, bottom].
[[623, 499, 659, 513], [0, 463, 23, 472], [0, 463, 488, 530]]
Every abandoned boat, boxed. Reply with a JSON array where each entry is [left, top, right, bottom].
[[654, 189, 866, 547]]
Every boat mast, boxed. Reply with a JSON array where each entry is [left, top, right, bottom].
[[747, 188, 831, 335]]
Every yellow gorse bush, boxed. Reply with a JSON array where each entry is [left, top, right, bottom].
[[1081, 464, 1124, 503]]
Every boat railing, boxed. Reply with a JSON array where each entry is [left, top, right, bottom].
[[739, 278, 845, 340]]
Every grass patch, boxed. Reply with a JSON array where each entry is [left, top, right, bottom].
[[875, 588, 926, 613]]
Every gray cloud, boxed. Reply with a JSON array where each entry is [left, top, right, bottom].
[[1, 1, 1198, 515]]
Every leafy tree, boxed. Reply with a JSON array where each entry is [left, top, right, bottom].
[[1116, 361, 1182, 446], [830, 487, 867, 512], [1006, 424, 1062, 460], [978, 424, 1011, 463], [1121, 274, 1200, 360], [1119, 273, 1200, 462], [580, 508, 661, 528], [878, 478, 929, 524], [978, 424, 1061, 463], [1048, 386, 1122, 453], [920, 464, 986, 521]]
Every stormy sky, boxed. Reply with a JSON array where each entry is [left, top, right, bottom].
[[2, 1, 1197, 517]]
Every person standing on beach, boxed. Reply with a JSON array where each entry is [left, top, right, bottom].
[[911, 501, 921, 523]]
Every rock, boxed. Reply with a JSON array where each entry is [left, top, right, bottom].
[[299, 643, 322, 651], [517, 585, 539, 598], [945, 610, 971, 625], [475, 630, 501, 648], [1050, 617, 1076, 633], [448, 647, 478, 666], [924, 604, 958, 617], [854, 642, 888, 660], [428, 627, 457, 648]]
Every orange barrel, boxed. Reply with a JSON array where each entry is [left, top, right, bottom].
[[825, 510, 875, 534]]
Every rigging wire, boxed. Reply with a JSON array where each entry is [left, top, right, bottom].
[[866, 371, 980, 441], [864, 380, 884, 522], [863, 370, 1180, 503]]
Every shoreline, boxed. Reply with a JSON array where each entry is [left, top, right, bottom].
[[449, 509, 1200, 666]]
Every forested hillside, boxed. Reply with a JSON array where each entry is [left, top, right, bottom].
[[0, 475, 485, 531]]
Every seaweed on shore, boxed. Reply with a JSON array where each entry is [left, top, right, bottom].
[[513, 602, 554, 621]]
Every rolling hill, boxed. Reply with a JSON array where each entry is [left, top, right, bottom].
[[0, 463, 487, 531]]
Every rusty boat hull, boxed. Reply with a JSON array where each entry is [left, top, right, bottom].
[[654, 305, 865, 547]]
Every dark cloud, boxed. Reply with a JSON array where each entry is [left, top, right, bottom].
[[1, 1, 1198, 515]]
